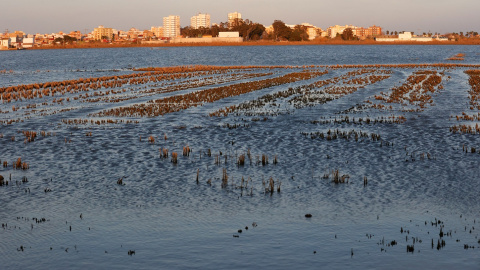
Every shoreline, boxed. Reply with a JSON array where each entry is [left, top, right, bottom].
[[22, 39, 480, 51]]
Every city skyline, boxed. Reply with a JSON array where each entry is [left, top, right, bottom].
[[1, 0, 479, 35]]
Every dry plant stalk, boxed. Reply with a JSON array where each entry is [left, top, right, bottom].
[[171, 152, 178, 163], [183, 145, 190, 156], [237, 154, 245, 166], [222, 168, 228, 188]]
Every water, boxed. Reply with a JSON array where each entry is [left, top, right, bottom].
[[0, 45, 479, 269]]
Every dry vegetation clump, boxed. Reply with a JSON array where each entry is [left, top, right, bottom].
[[327, 169, 349, 184], [310, 115, 406, 125], [171, 152, 178, 164], [447, 53, 465, 61], [302, 129, 387, 145], [13, 157, 29, 170], [237, 154, 245, 166], [450, 70, 480, 134], [465, 70, 480, 110], [373, 70, 443, 111], [61, 119, 138, 125], [183, 145, 190, 156], [222, 168, 228, 188]]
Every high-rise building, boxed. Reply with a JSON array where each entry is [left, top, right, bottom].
[[191, 13, 211, 29], [163, 15, 180, 38], [93, 25, 113, 40], [228, 12, 242, 27]]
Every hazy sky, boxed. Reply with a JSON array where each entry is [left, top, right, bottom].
[[1, 0, 479, 34]]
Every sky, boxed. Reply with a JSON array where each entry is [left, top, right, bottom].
[[1, 0, 479, 35]]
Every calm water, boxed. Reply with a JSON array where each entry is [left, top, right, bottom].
[[0, 45, 479, 269]]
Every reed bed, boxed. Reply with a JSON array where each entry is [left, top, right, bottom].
[[310, 115, 406, 125], [61, 119, 138, 125], [464, 70, 480, 110], [447, 53, 465, 61], [94, 70, 326, 117], [211, 68, 392, 116], [0, 65, 268, 103], [373, 70, 443, 111], [302, 129, 386, 145]]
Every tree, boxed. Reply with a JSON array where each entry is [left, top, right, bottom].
[[63, 35, 77, 44], [54, 37, 64, 44], [247, 23, 265, 40], [289, 25, 309, 41], [341, 28, 355, 41], [272, 20, 292, 41]]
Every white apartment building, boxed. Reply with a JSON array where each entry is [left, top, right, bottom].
[[327, 25, 355, 38], [301, 23, 322, 40], [228, 12, 242, 27], [190, 13, 211, 29], [163, 15, 180, 38]]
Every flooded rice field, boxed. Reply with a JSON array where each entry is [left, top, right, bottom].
[[1, 46, 480, 269]]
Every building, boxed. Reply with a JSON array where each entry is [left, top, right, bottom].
[[301, 23, 322, 40], [22, 36, 36, 48], [93, 25, 114, 41], [9, 37, 22, 48], [7, 31, 25, 38], [327, 25, 356, 38], [228, 12, 242, 27], [191, 13, 211, 29], [352, 25, 382, 38], [376, 32, 448, 42], [67, 31, 83, 40], [326, 25, 382, 39], [218, 32, 240, 38], [151, 26, 164, 38], [171, 31, 242, 43], [0, 38, 11, 50], [126, 27, 143, 40], [163, 15, 180, 38]]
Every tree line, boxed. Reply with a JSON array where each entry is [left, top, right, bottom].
[[181, 19, 313, 41]]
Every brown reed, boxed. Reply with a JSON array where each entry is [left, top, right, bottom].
[[237, 154, 245, 166], [222, 168, 228, 188], [171, 152, 178, 163]]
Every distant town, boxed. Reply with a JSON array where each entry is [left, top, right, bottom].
[[1, 11, 479, 50]]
